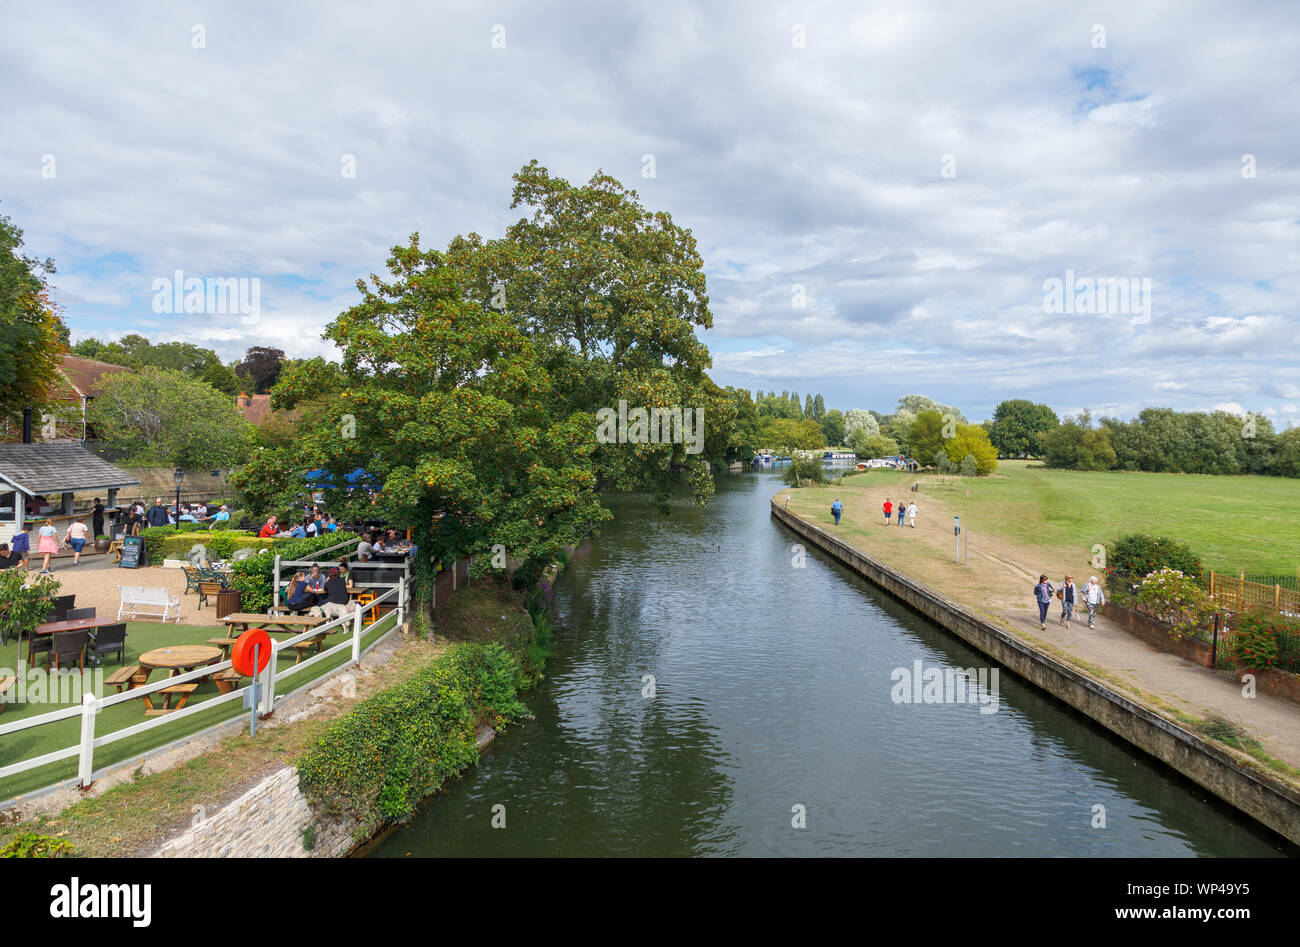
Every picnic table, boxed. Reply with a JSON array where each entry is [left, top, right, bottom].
[[214, 612, 329, 663], [136, 645, 223, 715]]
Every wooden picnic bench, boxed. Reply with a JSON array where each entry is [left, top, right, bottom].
[[105, 664, 148, 693], [221, 613, 330, 664]]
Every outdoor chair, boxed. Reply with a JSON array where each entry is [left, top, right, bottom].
[[27, 634, 53, 664], [67, 607, 96, 620], [88, 623, 127, 666], [48, 629, 90, 672], [51, 594, 76, 622]]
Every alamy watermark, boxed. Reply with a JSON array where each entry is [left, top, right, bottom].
[[1043, 269, 1151, 324], [595, 400, 704, 454], [890, 659, 1001, 714], [1, 667, 104, 705], [152, 270, 260, 323]]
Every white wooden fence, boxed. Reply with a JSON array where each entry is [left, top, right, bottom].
[[0, 578, 406, 791]]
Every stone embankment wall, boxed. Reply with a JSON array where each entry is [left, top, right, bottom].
[[153, 766, 355, 858], [772, 500, 1300, 847]]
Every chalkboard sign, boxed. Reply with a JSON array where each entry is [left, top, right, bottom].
[[119, 536, 145, 569]]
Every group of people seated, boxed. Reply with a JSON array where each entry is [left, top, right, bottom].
[[283, 561, 357, 619], [355, 528, 415, 561], [257, 511, 340, 539]]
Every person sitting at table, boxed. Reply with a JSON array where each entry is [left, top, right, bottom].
[[0, 543, 20, 570], [322, 514, 338, 532], [304, 564, 328, 607], [258, 515, 279, 538], [285, 519, 308, 539], [177, 506, 200, 525], [321, 565, 355, 619], [285, 571, 311, 613], [210, 505, 231, 527], [356, 533, 373, 562], [304, 515, 319, 538]]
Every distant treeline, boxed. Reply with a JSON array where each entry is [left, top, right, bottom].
[[1039, 408, 1300, 477]]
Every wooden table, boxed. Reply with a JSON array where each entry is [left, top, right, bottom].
[[136, 645, 222, 715], [29, 617, 122, 664], [219, 612, 329, 663]]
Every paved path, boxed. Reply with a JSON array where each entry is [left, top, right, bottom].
[[783, 480, 1300, 778]]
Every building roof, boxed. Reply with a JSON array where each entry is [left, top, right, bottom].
[[0, 443, 141, 496], [58, 355, 131, 400], [235, 392, 273, 426]]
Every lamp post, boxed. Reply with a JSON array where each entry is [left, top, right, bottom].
[[173, 467, 184, 522]]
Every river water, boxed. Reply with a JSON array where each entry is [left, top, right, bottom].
[[371, 467, 1289, 857]]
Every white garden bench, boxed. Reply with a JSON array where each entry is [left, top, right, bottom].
[[118, 586, 181, 623]]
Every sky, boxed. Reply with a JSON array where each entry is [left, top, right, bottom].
[[3, 1, 1298, 425]]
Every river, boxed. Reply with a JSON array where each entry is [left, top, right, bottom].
[[370, 466, 1289, 857]]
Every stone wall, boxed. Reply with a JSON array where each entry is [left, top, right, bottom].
[[153, 766, 356, 858], [771, 499, 1300, 847]]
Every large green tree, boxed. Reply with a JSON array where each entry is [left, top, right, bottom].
[[0, 209, 65, 421], [988, 399, 1059, 457], [87, 367, 252, 468], [444, 161, 715, 508], [232, 236, 611, 587]]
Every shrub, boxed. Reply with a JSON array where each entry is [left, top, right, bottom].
[[783, 455, 826, 486], [157, 531, 273, 561], [0, 833, 73, 858], [1134, 568, 1216, 638], [1105, 534, 1202, 589], [1229, 611, 1291, 671], [0, 571, 59, 643], [296, 639, 533, 836]]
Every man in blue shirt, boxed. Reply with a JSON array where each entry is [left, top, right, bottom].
[[830, 498, 843, 525]]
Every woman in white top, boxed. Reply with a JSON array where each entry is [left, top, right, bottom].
[[63, 517, 91, 566]]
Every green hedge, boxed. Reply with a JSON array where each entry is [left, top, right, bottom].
[[296, 640, 531, 837], [158, 532, 275, 561]]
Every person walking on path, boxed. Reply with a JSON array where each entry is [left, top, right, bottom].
[[146, 496, 170, 529], [882, 499, 893, 525], [10, 522, 31, 570], [897, 501, 906, 526], [1059, 575, 1077, 629], [63, 517, 90, 566], [37, 518, 59, 574], [907, 502, 917, 527], [1083, 576, 1106, 628], [831, 498, 843, 525], [1033, 574, 1055, 631]]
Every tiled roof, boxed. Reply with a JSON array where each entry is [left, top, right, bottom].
[[0, 443, 141, 495], [235, 392, 273, 426], [59, 355, 131, 399]]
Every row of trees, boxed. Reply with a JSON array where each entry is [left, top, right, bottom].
[[1041, 408, 1300, 477], [72, 336, 287, 397]]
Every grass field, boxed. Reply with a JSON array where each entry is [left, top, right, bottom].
[[827, 460, 1300, 576], [0, 613, 396, 800]]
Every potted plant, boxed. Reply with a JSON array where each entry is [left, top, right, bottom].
[[94, 535, 111, 553]]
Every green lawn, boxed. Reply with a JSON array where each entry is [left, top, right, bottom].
[[839, 460, 1300, 576], [0, 613, 396, 799]]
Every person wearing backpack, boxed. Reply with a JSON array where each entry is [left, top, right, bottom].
[[1033, 575, 1055, 630], [831, 498, 843, 525]]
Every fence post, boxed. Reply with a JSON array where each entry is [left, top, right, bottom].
[[273, 553, 281, 606], [397, 576, 405, 629], [1210, 613, 1219, 669], [1276, 585, 1281, 611], [77, 691, 97, 789], [352, 601, 363, 665], [258, 648, 277, 717]]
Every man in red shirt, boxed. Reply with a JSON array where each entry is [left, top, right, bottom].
[[258, 515, 279, 538], [882, 499, 892, 525]]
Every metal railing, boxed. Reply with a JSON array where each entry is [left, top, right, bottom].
[[0, 579, 405, 791]]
